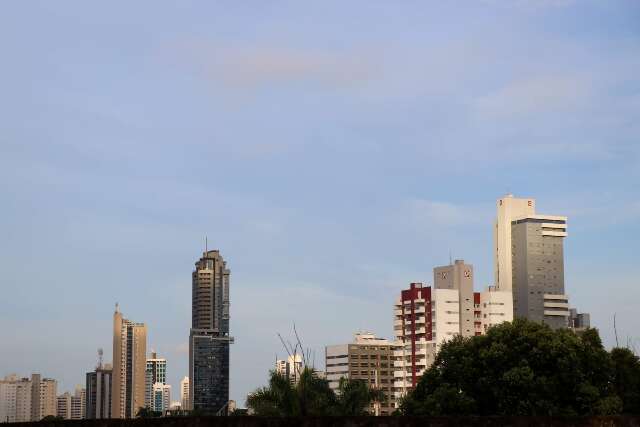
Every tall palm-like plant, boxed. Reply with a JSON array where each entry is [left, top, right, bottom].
[[247, 367, 336, 416], [335, 377, 386, 416], [247, 368, 386, 416]]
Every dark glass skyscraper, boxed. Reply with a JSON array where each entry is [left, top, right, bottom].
[[188, 250, 232, 414]]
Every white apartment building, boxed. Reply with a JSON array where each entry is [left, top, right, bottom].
[[393, 278, 514, 406], [393, 283, 461, 402], [478, 286, 514, 334], [274, 354, 303, 385]]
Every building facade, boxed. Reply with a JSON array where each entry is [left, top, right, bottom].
[[179, 377, 189, 411], [494, 194, 589, 329], [275, 354, 303, 385], [477, 286, 514, 334], [325, 333, 396, 416], [86, 365, 112, 419], [145, 352, 167, 409], [56, 387, 85, 420], [393, 283, 461, 401], [31, 375, 56, 421], [189, 250, 233, 415], [151, 384, 171, 413], [494, 194, 536, 292], [393, 278, 514, 404], [0, 375, 32, 423], [111, 306, 147, 418], [511, 214, 570, 329], [433, 260, 474, 338]]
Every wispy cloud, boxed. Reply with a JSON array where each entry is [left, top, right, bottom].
[[403, 199, 492, 229], [471, 74, 592, 118], [172, 42, 377, 91]]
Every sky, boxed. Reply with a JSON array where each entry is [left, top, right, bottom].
[[0, 0, 639, 406]]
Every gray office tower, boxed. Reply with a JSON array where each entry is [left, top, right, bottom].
[[434, 260, 475, 338], [86, 365, 112, 419], [511, 217, 570, 329], [189, 250, 233, 415]]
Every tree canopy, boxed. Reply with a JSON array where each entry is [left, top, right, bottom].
[[399, 319, 640, 416], [246, 367, 385, 416]]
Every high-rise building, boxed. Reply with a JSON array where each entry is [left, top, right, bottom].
[[494, 194, 536, 292], [393, 283, 459, 401], [111, 305, 147, 418], [325, 333, 396, 416], [275, 354, 303, 385], [189, 250, 233, 415], [86, 364, 112, 419], [433, 260, 475, 338], [179, 377, 189, 411], [145, 352, 167, 409], [494, 194, 589, 329], [151, 383, 171, 413]]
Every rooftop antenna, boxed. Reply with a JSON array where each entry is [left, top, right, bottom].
[[97, 348, 104, 369], [449, 250, 452, 265], [205, 236, 208, 254]]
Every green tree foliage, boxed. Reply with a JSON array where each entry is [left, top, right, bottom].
[[334, 377, 386, 416], [136, 406, 161, 418], [40, 415, 64, 422], [611, 347, 640, 414], [398, 319, 637, 416], [246, 367, 384, 416]]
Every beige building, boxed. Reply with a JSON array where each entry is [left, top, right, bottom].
[[31, 375, 56, 421], [325, 333, 396, 416], [0, 375, 32, 423], [112, 305, 147, 418], [56, 386, 85, 420], [494, 194, 536, 292], [179, 377, 189, 411]]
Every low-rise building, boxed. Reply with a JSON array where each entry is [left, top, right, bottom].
[[325, 332, 396, 416]]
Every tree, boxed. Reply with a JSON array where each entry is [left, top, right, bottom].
[[40, 415, 64, 422], [246, 368, 384, 416], [136, 406, 161, 418], [334, 377, 386, 416], [611, 347, 640, 414], [399, 319, 622, 416], [247, 367, 335, 416]]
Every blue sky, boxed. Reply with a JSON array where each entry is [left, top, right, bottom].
[[0, 0, 639, 405]]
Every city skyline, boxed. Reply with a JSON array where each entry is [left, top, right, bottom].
[[1, 0, 639, 407]]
